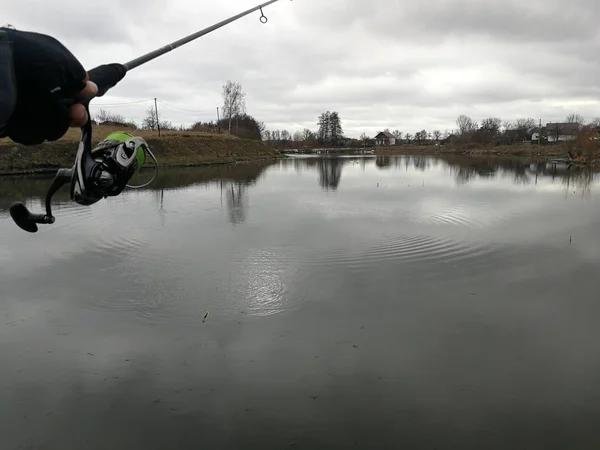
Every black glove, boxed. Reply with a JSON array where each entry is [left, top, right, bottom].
[[1, 27, 88, 145]]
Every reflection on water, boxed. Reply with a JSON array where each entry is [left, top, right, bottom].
[[277, 154, 600, 194], [1, 155, 600, 450]]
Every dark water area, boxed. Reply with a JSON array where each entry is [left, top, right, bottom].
[[1, 155, 600, 449]]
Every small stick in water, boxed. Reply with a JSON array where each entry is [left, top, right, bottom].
[[203, 312, 210, 323]]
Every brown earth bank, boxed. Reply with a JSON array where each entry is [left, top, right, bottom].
[[0, 126, 283, 175]]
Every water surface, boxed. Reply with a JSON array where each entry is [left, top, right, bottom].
[[1, 155, 600, 449]]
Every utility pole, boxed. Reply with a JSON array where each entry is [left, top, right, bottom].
[[538, 118, 541, 147], [216, 107, 220, 132], [154, 97, 161, 137]]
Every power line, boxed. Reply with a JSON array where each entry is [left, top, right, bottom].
[[157, 100, 215, 114], [92, 99, 152, 107]]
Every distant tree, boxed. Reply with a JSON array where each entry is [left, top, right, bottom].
[[222, 80, 246, 134], [414, 129, 428, 144], [589, 117, 600, 127], [456, 115, 477, 135], [514, 118, 537, 141], [216, 113, 263, 140], [432, 130, 442, 142], [405, 133, 413, 144], [96, 108, 127, 125], [392, 129, 402, 141], [479, 117, 502, 144], [502, 120, 514, 132], [142, 106, 158, 131], [302, 128, 315, 141], [317, 112, 330, 144], [329, 111, 343, 145], [257, 121, 266, 139], [360, 132, 370, 148], [281, 130, 291, 141], [566, 113, 584, 125]]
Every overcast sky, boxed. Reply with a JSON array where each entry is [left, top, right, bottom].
[[5, 0, 600, 138]]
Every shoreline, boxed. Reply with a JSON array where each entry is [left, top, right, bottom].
[[0, 129, 283, 176], [281, 142, 597, 165], [1, 131, 597, 176]]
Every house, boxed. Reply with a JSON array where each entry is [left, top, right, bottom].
[[374, 131, 396, 146], [544, 122, 580, 142], [441, 133, 458, 145]]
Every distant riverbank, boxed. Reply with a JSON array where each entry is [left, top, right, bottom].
[[373, 143, 571, 158], [284, 142, 596, 164], [0, 126, 282, 175]]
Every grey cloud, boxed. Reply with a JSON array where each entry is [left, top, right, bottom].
[[307, 0, 600, 44], [6, 0, 599, 137], [6, 0, 170, 44]]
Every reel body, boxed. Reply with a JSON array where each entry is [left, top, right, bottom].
[[9, 120, 157, 233]]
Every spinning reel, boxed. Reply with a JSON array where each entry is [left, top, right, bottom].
[[8, 0, 290, 233], [9, 125, 157, 233], [9, 64, 158, 233]]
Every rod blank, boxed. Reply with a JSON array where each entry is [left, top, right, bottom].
[[123, 0, 284, 71]]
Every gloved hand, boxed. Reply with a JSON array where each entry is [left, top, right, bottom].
[[0, 27, 97, 145]]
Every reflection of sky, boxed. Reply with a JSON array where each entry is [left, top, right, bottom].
[[2, 157, 600, 449], [2, 156, 599, 277]]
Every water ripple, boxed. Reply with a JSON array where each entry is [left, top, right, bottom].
[[315, 233, 495, 269]]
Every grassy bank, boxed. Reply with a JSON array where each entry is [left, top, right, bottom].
[[373, 142, 597, 164], [0, 125, 282, 175]]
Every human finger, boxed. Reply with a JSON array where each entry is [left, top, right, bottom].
[[70, 103, 88, 127]]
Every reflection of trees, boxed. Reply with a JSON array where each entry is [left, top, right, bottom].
[[434, 155, 600, 191], [412, 155, 430, 172], [318, 157, 345, 190], [224, 182, 247, 225], [277, 156, 350, 190], [375, 156, 391, 169]]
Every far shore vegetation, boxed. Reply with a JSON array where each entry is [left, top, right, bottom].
[[1, 79, 599, 173]]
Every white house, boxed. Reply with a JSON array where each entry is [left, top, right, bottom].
[[545, 122, 580, 142]]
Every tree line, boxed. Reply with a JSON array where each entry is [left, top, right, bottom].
[[91, 80, 265, 141], [367, 113, 600, 147], [263, 110, 345, 149]]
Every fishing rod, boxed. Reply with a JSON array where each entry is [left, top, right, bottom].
[[9, 0, 291, 233]]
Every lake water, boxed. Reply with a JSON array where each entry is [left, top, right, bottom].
[[1, 155, 600, 449]]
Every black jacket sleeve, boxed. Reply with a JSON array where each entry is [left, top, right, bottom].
[[0, 28, 16, 137]]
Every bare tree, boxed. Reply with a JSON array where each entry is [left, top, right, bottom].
[[432, 130, 442, 142], [566, 113, 584, 125], [502, 120, 514, 132], [456, 115, 477, 135], [95, 108, 127, 124], [405, 133, 413, 144], [360, 132, 370, 148], [414, 129, 428, 144], [589, 117, 600, 127], [302, 128, 315, 141], [480, 117, 502, 144], [142, 106, 158, 131], [222, 80, 246, 133], [514, 118, 536, 141], [141, 106, 175, 131], [392, 129, 402, 141]]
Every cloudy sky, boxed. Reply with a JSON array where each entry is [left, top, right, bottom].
[[5, 0, 600, 138]]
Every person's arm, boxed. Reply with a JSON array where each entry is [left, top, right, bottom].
[[0, 28, 16, 138]]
